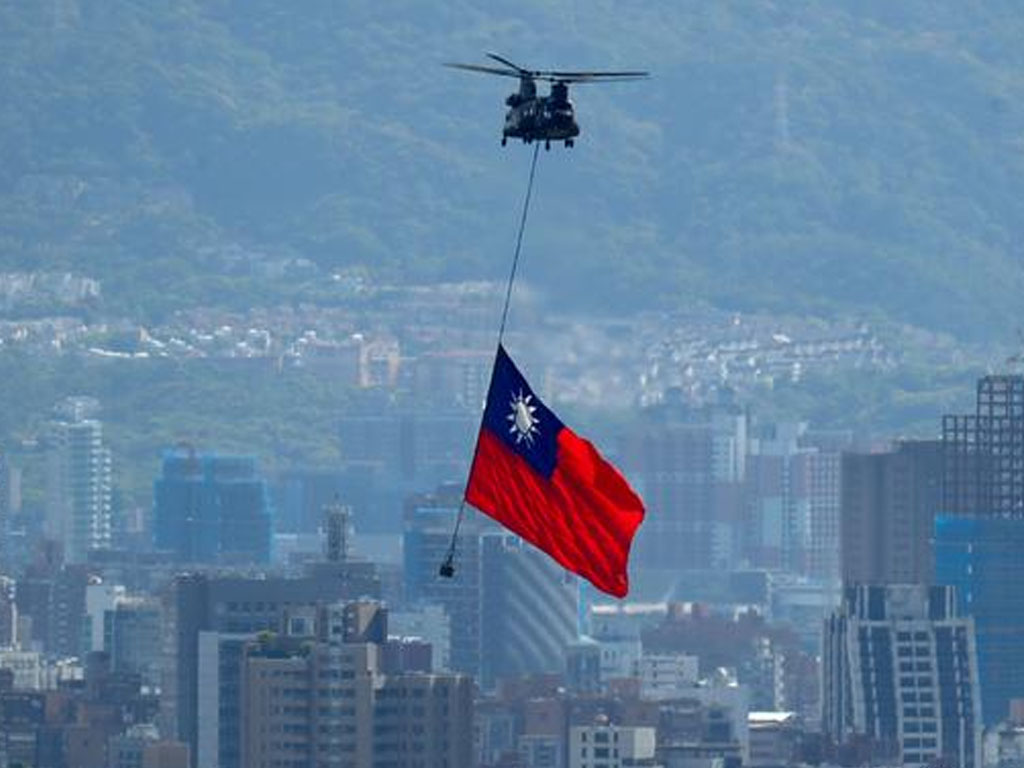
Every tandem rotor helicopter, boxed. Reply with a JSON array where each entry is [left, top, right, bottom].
[[445, 53, 649, 149]]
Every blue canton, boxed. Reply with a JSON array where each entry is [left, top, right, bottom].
[[480, 345, 564, 479]]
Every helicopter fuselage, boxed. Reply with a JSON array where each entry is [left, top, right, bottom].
[[501, 96, 577, 143], [499, 78, 578, 146], [503, 95, 580, 143]]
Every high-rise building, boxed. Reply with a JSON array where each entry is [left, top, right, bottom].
[[238, 637, 373, 767], [943, 375, 1024, 518], [166, 565, 380, 765], [375, 667, 473, 766], [153, 449, 271, 564], [742, 422, 846, 581], [481, 534, 578, 689], [805, 450, 842, 583], [822, 583, 981, 768], [840, 441, 942, 586], [106, 596, 163, 688], [934, 516, 1024, 727], [745, 423, 813, 574], [935, 374, 1024, 727], [403, 487, 579, 686], [0, 451, 10, 573], [403, 487, 485, 677], [13, 576, 50, 654], [620, 405, 747, 575], [48, 564, 91, 658], [237, 605, 474, 768], [0, 459, 22, 575], [0, 577, 16, 648], [46, 400, 113, 564], [324, 496, 352, 563], [85, 580, 126, 654], [195, 630, 259, 768]]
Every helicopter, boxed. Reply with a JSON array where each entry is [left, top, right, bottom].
[[445, 53, 649, 149]]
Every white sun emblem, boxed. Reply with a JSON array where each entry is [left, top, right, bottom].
[[507, 389, 541, 446]]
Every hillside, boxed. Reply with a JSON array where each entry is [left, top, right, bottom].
[[3, 1, 1024, 337]]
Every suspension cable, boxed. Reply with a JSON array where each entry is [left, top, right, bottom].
[[439, 142, 542, 578], [498, 141, 542, 343]]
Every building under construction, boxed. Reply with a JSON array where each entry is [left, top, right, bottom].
[[938, 374, 1024, 726], [943, 374, 1024, 517]]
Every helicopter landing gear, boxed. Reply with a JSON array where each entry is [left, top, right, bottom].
[[565, 139, 574, 148], [545, 140, 551, 150], [501, 136, 507, 146]]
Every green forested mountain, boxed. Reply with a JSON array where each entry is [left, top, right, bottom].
[[3, 1, 1024, 338]]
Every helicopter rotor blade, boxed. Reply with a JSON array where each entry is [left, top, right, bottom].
[[446, 55, 649, 83], [485, 52, 532, 75], [444, 62, 524, 79], [555, 70, 650, 78], [538, 71, 650, 83], [547, 74, 650, 84]]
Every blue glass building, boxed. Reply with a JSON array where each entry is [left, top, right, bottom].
[[154, 451, 271, 564], [934, 516, 1024, 727]]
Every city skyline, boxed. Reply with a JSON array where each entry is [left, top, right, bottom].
[[4, 2, 1024, 767]]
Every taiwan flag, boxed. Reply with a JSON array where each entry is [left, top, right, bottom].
[[465, 344, 645, 598]]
